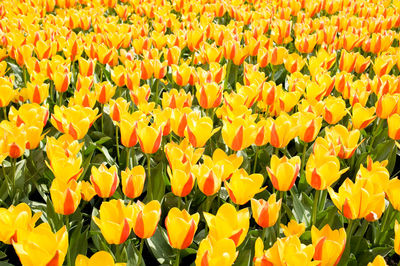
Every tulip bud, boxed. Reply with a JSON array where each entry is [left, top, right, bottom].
[[80, 181, 96, 201], [281, 220, 306, 237], [251, 194, 281, 228], [94, 82, 116, 105], [167, 166, 195, 198], [132, 200, 161, 239], [267, 155, 300, 191], [121, 166, 146, 199], [90, 164, 119, 198], [50, 179, 81, 215], [165, 208, 200, 249]]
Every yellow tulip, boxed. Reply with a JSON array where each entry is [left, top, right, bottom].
[[375, 94, 398, 119], [266, 113, 298, 148], [76, 251, 126, 266], [137, 121, 162, 154], [0, 77, 15, 107], [165, 208, 200, 249], [323, 96, 347, 124], [204, 203, 249, 247], [46, 156, 83, 183], [294, 112, 322, 143], [78, 57, 96, 77], [93, 200, 133, 245], [26, 81, 49, 104], [121, 166, 146, 199], [351, 103, 376, 130], [131, 200, 161, 239], [324, 125, 361, 159], [195, 238, 238, 266], [386, 177, 400, 211], [388, 114, 400, 140], [311, 224, 346, 266], [167, 166, 195, 198], [52, 70, 71, 93], [192, 157, 222, 196], [94, 82, 116, 105], [0, 203, 41, 244], [185, 115, 219, 148], [0, 121, 27, 159], [251, 194, 281, 228], [50, 179, 81, 215], [367, 255, 387, 266], [13, 223, 68, 266], [109, 97, 130, 123], [281, 220, 306, 237], [195, 82, 223, 109], [80, 181, 96, 202], [90, 164, 119, 198], [225, 169, 265, 205], [395, 220, 400, 255], [162, 89, 193, 109], [222, 117, 256, 151], [267, 155, 300, 191]]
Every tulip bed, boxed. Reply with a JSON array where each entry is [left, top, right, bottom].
[[1, 0, 400, 265]]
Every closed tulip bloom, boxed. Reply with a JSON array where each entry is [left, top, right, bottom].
[[373, 55, 395, 77], [0, 78, 15, 107], [338, 50, 357, 72], [212, 149, 243, 181], [137, 121, 162, 154], [15, 45, 33, 67], [375, 94, 398, 119], [266, 113, 299, 148], [294, 112, 322, 143], [50, 179, 81, 215], [311, 225, 346, 266], [225, 169, 265, 205], [26, 81, 49, 104], [195, 238, 238, 266], [356, 157, 389, 192], [13, 223, 68, 266], [328, 178, 385, 221], [323, 96, 347, 124], [281, 220, 306, 237], [295, 34, 317, 54], [80, 181, 96, 202], [162, 89, 192, 109], [164, 138, 204, 169], [284, 53, 305, 73], [78, 57, 96, 77], [186, 115, 219, 148], [222, 117, 256, 151], [109, 98, 130, 122], [388, 114, 400, 140], [172, 63, 197, 87], [111, 65, 126, 87], [354, 54, 370, 74], [93, 200, 133, 245], [367, 255, 387, 266], [0, 121, 27, 159], [125, 69, 141, 91], [164, 46, 181, 66], [47, 155, 83, 182], [325, 125, 361, 159], [95, 82, 116, 104], [121, 166, 146, 199], [196, 82, 223, 109], [131, 200, 161, 239], [267, 155, 300, 191], [119, 115, 140, 148], [76, 251, 126, 266], [52, 70, 71, 93], [167, 166, 195, 197], [386, 178, 400, 211], [192, 159, 222, 196], [0, 203, 41, 244], [90, 164, 119, 198], [204, 203, 249, 247], [165, 208, 200, 249], [306, 148, 348, 190], [251, 194, 281, 228], [351, 103, 376, 129]]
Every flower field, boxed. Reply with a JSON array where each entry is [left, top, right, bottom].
[[1, 0, 400, 265]]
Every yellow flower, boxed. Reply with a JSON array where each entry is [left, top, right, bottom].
[[351, 103, 376, 130], [131, 200, 161, 239], [93, 200, 133, 245], [165, 208, 200, 249], [311, 224, 346, 266], [225, 169, 265, 205], [76, 251, 126, 266], [195, 238, 238, 266], [281, 220, 306, 237], [94, 82, 116, 105], [251, 194, 281, 228], [185, 114, 219, 148], [13, 223, 68, 266], [324, 125, 361, 159], [222, 117, 256, 151], [367, 255, 387, 266], [90, 164, 119, 198], [388, 114, 400, 140], [267, 155, 300, 191], [137, 121, 163, 154], [395, 220, 400, 255], [121, 166, 146, 199], [204, 203, 249, 247], [50, 179, 81, 215]]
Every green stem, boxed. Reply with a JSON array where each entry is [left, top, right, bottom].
[[253, 146, 259, 173], [262, 227, 268, 243], [58, 92, 63, 106], [224, 60, 232, 91], [154, 79, 160, 104], [146, 154, 152, 199], [137, 238, 144, 265], [116, 125, 120, 163], [275, 191, 284, 240], [174, 249, 181, 266], [312, 189, 321, 226], [231, 63, 238, 90], [126, 147, 131, 169], [11, 158, 16, 201], [101, 104, 104, 133], [177, 196, 182, 209], [318, 190, 327, 211], [65, 215, 71, 266], [301, 142, 307, 175]]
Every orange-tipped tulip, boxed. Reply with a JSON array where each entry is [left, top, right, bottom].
[[137, 121, 162, 154], [311, 224, 346, 266], [251, 194, 282, 228], [121, 166, 146, 199], [50, 179, 81, 215], [90, 164, 119, 198], [131, 200, 161, 239], [225, 169, 265, 205], [165, 208, 200, 249], [267, 155, 300, 191]]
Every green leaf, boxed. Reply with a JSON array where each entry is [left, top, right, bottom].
[[234, 234, 257, 266], [145, 227, 174, 265], [358, 246, 392, 265], [145, 162, 166, 202]]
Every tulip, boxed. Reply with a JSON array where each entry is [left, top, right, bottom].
[[93, 200, 133, 245], [119, 113, 142, 148], [164, 138, 204, 169], [311, 224, 346, 266], [192, 159, 222, 196], [281, 220, 306, 237], [78, 57, 96, 77], [172, 63, 197, 87], [75, 251, 125, 266], [76, 75, 94, 92], [388, 114, 400, 140], [125, 69, 140, 91], [211, 148, 243, 181], [356, 157, 389, 192], [131, 200, 161, 239], [121, 166, 146, 199], [373, 55, 395, 77], [225, 169, 265, 205], [186, 115, 219, 148], [351, 103, 376, 129], [26, 81, 49, 104], [202, 43, 223, 64], [167, 166, 195, 198], [222, 117, 256, 151], [266, 113, 299, 148], [187, 28, 204, 52], [294, 112, 322, 143], [354, 54, 370, 74], [295, 34, 317, 54], [162, 89, 192, 109], [90, 164, 119, 198], [195, 238, 238, 266], [164, 46, 181, 66], [0, 79, 15, 107], [94, 82, 116, 105], [271, 19, 292, 45], [46, 156, 83, 183], [52, 70, 70, 93], [109, 98, 130, 123], [395, 220, 400, 255], [165, 208, 200, 249], [195, 82, 223, 109], [306, 147, 348, 190], [9, 103, 49, 128], [328, 178, 385, 221], [13, 223, 68, 266], [375, 94, 398, 119], [80, 181, 96, 201], [323, 96, 347, 124], [223, 40, 248, 66], [0, 121, 27, 159], [137, 121, 162, 154], [204, 203, 249, 247], [386, 177, 400, 211], [0, 203, 41, 244], [367, 255, 387, 266], [15, 45, 33, 67], [251, 194, 281, 228], [130, 85, 151, 105], [325, 125, 361, 159], [339, 50, 357, 72], [111, 65, 126, 87], [284, 53, 305, 73], [267, 155, 300, 191], [50, 179, 81, 215]]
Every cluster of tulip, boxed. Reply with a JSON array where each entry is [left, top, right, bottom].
[[1, 0, 400, 265]]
